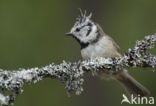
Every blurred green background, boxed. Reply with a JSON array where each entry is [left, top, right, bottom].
[[0, 0, 156, 106]]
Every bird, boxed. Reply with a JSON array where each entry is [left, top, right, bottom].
[[65, 9, 150, 97]]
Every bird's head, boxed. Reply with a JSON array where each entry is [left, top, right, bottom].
[[66, 9, 99, 47]]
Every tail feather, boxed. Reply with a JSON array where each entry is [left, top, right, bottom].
[[113, 69, 150, 97]]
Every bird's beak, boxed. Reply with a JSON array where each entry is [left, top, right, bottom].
[[65, 32, 73, 36]]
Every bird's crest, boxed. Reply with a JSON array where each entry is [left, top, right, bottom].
[[75, 9, 92, 25]]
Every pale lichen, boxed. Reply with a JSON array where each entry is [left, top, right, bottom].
[[0, 34, 156, 106]]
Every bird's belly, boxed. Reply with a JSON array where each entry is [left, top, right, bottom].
[[81, 45, 112, 59], [81, 36, 121, 59]]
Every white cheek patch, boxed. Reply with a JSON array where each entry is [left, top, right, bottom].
[[81, 25, 98, 43]]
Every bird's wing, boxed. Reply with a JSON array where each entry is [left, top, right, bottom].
[[96, 23, 121, 53], [107, 35, 121, 53]]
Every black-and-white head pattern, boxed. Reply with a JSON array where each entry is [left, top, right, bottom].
[[68, 9, 98, 45]]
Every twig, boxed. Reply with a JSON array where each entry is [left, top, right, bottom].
[[0, 34, 156, 106]]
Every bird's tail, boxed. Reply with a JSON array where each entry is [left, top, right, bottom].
[[113, 69, 150, 97]]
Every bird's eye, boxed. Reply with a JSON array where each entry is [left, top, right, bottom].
[[76, 28, 80, 32]]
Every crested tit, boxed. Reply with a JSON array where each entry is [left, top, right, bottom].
[[65, 10, 149, 97]]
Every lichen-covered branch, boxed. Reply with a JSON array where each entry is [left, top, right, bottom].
[[0, 34, 156, 106]]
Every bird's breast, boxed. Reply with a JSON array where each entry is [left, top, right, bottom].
[[81, 36, 120, 59]]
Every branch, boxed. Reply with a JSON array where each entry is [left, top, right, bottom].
[[0, 34, 156, 106]]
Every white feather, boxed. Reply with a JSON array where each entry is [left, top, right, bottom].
[[81, 36, 119, 59]]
